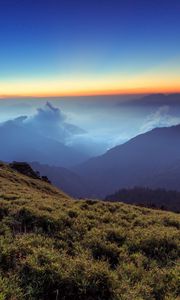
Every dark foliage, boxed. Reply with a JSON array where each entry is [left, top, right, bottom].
[[105, 187, 180, 212]]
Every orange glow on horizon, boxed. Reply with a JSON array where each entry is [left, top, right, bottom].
[[0, 72, 180, 98], [1, 86, 180, 99]]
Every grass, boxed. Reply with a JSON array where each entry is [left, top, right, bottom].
[[0, 162, 179, 299]]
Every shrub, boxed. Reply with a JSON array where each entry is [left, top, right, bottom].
[[20, 250, 117, 300], [0, 275, 23, 300], [88, 239, 120, 268], [106, 228, 126, 246], [140, 236, 179, 264], [163, 217, 180, 229]]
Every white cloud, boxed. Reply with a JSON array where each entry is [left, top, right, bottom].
[[140, 106, 180, 133]]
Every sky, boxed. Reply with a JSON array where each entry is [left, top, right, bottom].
[[0, 0, 180, 97]]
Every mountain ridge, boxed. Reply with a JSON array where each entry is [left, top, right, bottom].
[[74, 124, 180, 197]]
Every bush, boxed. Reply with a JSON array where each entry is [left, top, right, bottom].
[[0, 275, 23, 300], [140, 236, 179, 264], [88, 239, 120, 268], [20, 250, 117, 300], [106, 228, 126, 246]]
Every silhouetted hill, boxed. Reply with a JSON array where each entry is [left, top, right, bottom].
[[105, 187, 180, 212], [0, 161, 69, 199], [119, 93, 180, 106], [10, 161, 51, 183], [10, 161, 41, 179], [30, 162, 91, 197], [75, 124, 180, 201], [145, 160, 180, 190]]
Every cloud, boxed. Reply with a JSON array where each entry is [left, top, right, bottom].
[[25, 102, 86, 143], [66, 132, 109, 156], [0, 101, 88, 148], [34, 101, 66, 123], [140, 105, 180, 133], [0, 102, 93, 166], [0, 101, 111, 157], [0, 116, 28, 128]]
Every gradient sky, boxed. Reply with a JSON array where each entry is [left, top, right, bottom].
[[0, 0, 180, 97]]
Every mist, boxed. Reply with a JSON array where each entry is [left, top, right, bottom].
[[0, 94, 180, 161]]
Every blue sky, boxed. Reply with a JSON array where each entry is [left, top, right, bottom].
[[0, 0, 180, 96]]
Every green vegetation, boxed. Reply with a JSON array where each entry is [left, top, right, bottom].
[[0, 162, 180, 299]]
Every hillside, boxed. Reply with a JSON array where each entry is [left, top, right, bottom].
[[0, 162, 180, 299], [30, 162, 91, 197], [75, 124, 180, 198]]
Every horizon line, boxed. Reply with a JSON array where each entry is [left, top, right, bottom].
[[1, 88, 180, 99]]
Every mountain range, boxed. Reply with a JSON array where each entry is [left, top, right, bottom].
[[28, 123, 180, 207], [119, 93, 180, 107], [74, 124, 180, 197]]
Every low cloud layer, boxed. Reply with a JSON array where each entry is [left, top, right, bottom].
[[140, 106, 180, 134], [1, 99, 180, 161]]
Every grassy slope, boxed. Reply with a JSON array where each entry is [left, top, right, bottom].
[[0, 163, 179, 300]]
